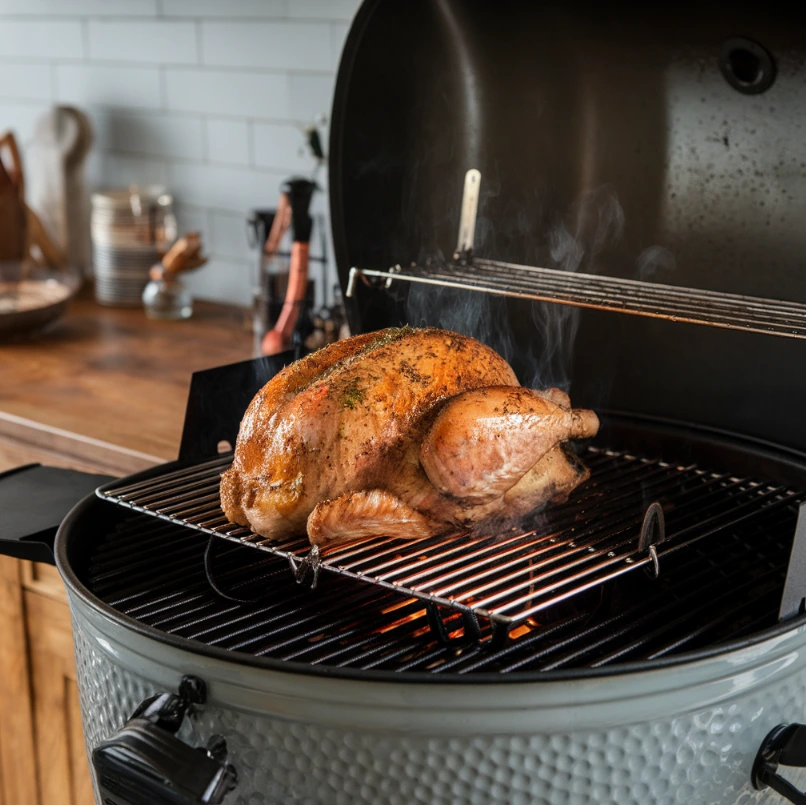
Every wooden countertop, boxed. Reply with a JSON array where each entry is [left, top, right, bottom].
[[0, 289, 255, 474]]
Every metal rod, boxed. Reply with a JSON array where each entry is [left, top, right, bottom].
[[448, 265, 806, 330], [478, 258, 806, 316], [420, 266, 806, 331], [455, 168, 481, 255]]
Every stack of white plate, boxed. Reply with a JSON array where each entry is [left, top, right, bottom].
[[91, 186, 176, 307]]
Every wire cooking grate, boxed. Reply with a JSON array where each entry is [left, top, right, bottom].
[[347, 259, 806, 340], [97, 447, 804, 640]]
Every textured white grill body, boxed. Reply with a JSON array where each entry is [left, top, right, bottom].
[[68, 589, 806, 805]]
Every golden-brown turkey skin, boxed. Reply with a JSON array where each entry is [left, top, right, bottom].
[[420, 386, 599, 503], [220, 327, 519, 540]]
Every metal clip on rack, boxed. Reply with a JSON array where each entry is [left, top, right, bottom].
[[346, 169, 806, 340]]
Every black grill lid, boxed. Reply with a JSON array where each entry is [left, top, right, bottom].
[[328, 0, 806, 450]]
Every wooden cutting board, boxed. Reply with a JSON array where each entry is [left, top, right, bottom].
[[0, 130, 65, 268], [0, 150, 25, 261]]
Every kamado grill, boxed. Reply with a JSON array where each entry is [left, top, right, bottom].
[[3, 1, 806, 803]]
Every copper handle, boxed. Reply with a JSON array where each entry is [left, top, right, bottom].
[[261, 241, 310, 355], [264, 193, 291, 257]]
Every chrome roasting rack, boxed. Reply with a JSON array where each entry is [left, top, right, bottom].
[[347, 259, 806, 340], [97, 447, 804, 647], [346, 169, 806, 340]]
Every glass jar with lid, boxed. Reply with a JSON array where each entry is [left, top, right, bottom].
[[91, 186, 176, 307]]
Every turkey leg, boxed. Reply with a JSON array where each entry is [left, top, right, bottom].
[[420, 386, 599, 503]]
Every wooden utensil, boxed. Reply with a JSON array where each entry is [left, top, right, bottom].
[[0, 132, 26, 262], [0, 131, 23, 196], [151, 232, 208, 281], [162, 233, 203, 272], [0, 131, 66, 269], [26, 107, 94, 272]]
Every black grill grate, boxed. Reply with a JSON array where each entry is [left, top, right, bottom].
[[86, 490, 802, 675], [98, 447, 804, 640]]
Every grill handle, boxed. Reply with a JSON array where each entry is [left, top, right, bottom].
[[92, 675, 238, 805], [0, 464, 112, 564], [753, 723, 806, 803]]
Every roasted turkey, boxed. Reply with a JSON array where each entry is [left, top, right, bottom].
[[221, 327, 599, 548]]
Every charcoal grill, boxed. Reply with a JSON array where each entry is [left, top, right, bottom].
[[95, 437, 806, 649], [2, 382, 805, 805], [81, 448, 806, 676], [5, 0, 806, 803]]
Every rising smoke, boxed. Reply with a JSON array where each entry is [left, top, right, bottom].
[[635, 244, 676, 282], [406, 183, 627, 392], [405, 255, 513, 368]]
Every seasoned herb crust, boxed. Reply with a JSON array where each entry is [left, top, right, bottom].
[[220, 327, 518, 538]]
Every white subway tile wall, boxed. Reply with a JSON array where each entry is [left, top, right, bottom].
[[161, 0, 284, 19], [56, 63, 164, 109], [0, 1, 160, 16], [201, 22, 332, 71], [87, 20, 199, 65], [0, 0, 360, 306], [164, 68, 289, 118], [211, 210, 254, 260], [205, 118, 250, 166], [253, 121, 311, 172], [0, 61, 52, 101], [0, 20, 84, 59], [92, 110, 205, 160]]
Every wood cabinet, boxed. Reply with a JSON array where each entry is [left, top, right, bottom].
[[0, 355, 187, 801], [26, 586, 94, 805], [0, 292, 253, 804], [0, 560, 96, 805], [0, 554, 38, 805], [0, 428, 155, 805]]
